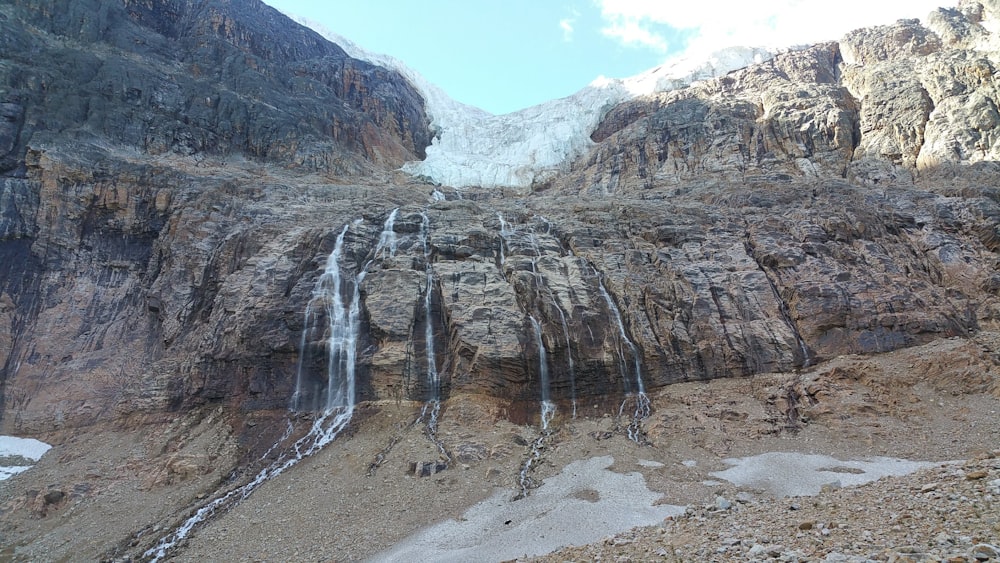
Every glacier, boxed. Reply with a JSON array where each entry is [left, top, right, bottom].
[[290, 16, 774, 190]]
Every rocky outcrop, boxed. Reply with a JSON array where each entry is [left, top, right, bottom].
[[0, 0, 431, 175], [1, 0, 999, 435]]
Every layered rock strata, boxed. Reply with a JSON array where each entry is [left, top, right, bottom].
[[0, 0, 999, 436]]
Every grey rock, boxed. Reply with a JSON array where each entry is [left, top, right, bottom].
[[973, 544, 1000, 560]]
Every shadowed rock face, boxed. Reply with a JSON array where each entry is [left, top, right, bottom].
[[0, 0, 431, 175], [1, 0, 999, 432]]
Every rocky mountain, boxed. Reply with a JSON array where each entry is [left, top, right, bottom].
[[0, 0, 999, 560], [2, 0, 998, 431]]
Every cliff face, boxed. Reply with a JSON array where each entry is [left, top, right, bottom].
[[0, 0, 433, 431], [1, 0, 999, 434], [0, 0, 431, 174]]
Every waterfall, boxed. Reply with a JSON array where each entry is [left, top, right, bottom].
[[418, 212, 447, 460], [420, 213, 439, 405], [554, 305, 577, 418], [497, 212, 512, 266], [530, 316, 555, 430], [596, 274, 650, 443], [292, 225, 359, 411], [375, 208, 399, 259], [596, 277, 644, 395], [147, 211, 408, 561], [499, 213, 579, 417], [533, 216, 577, 416]]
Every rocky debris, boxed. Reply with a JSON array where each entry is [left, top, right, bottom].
[[530, 454, 1000, 563], [0, 345, 995, 562], [0, 0, 999, 561], [407, 460, 448, 477]]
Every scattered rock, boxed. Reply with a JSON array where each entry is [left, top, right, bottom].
[[42, 490, 64, 505], [973, 544, 1000, 560], [821, 480, 843, 493]]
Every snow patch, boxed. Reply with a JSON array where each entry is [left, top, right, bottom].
[[373, 455, 684, 562], [0, 435, 52, 482], [0, 435, 51, 461], [710, 452, 939, 497], [0, 466, 32, 480]]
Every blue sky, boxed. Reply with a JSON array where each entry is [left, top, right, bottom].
[[265, 1, 954, 115]]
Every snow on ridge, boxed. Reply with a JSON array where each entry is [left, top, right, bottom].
[[401, 45, 774, 190], [288, 13, 773, 189]]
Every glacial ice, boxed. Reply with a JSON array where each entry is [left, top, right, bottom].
[[288, 15, 775, 190]]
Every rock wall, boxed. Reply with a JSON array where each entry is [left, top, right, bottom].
[[1, 0, 999, 432], [0, 0, 431, 175]]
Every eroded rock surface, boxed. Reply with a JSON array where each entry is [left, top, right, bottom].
[[1, 1, 1000, 434], [1, 1, 1000, 560]]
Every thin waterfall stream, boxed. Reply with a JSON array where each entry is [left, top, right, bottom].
[[596, 272, 650, 444], [497, 214, 579, 416], [530, 316, 555, 430], [417, 211, 449, 461], [515, 310, 556, 501]]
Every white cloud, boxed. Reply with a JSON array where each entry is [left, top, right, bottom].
[[560, 18, 575, 41], [560, 9, 581, 42], [601, 17, 668, 51], [594, 0, 957, 59]]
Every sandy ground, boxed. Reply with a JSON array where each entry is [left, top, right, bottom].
[[0, 335, 997, 562]]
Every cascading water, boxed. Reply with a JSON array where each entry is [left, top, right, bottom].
[[530, 316, 555, 430], [554, 305, 577, 418], [497, 212, 513, 267], [498, 214, 579, 415], [291, 224, 359, 412], [596, 273, 650, 444], [421, 213, 439, 404], [143, 407, 354, 561], [147, 212, 402, 561], [534, 216, 578, 417], [417, 212, 448, 459], [375, 208, 399, 259]]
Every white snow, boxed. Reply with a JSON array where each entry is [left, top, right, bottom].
[[403, 46, 775, 190], [710, 452, 940, 497], [0, 466, 32, 480], [0, 435, 52, 482], [0, 435, 51, 461], [372, 455, 684, 562], [287, 14, 775, 190]]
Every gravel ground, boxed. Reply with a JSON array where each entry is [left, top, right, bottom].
[[0, 336, 997, 562], [528, 454, 1000, 562]]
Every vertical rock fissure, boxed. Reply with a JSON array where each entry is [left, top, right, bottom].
[[417, 211, 449, 462], [591, 263, 650, 444], [742, 225, 813, 368]]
